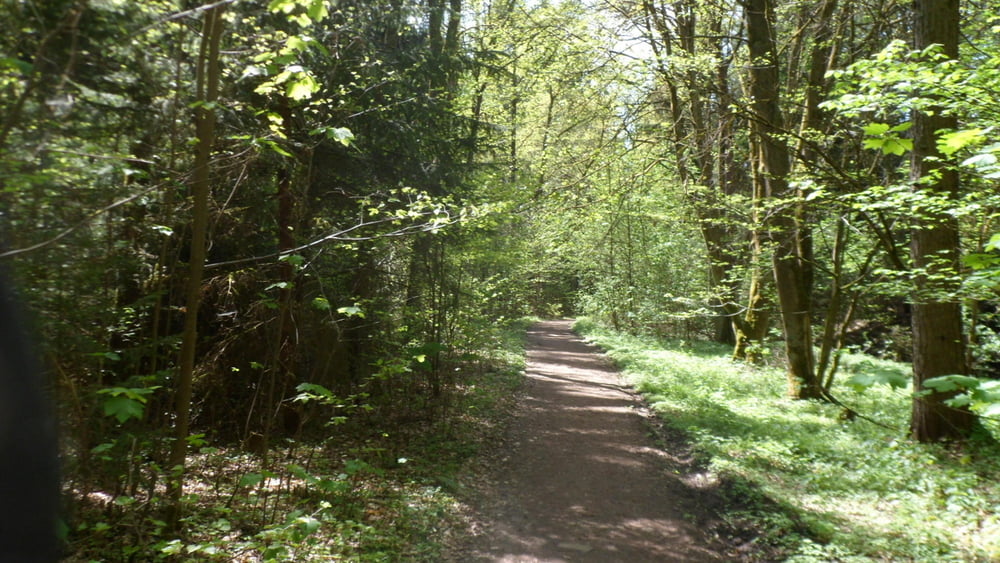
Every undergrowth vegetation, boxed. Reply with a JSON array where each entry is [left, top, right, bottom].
[[67, 319, 530, 562], [575, 318, 1000, 562]]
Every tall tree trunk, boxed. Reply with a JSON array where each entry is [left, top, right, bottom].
[[745, 0, 820, 398], [643, 0, 749, 347], [909, 0, 975, 441], [166, 5, 224, 527]]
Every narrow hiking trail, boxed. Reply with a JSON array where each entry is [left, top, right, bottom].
[[461, 320, 732, 562]]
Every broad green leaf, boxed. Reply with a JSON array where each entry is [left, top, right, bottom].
[[327, 127, 355, 146], [962, 152, 998, 167], [882, 138, 912, 156], [311, 297, 331, 311], [846, 367, 909, 391], [307, 0, 329, 20], [922, 374, 982, 392], [862, 138, 886, 151], [963, 253, 1000, 270], [295, 382, 334, 399], [278, 253, 305, 266], [862, 122, 890, 136], [938, 128, 986, 156], [337, 305, 365, 318], [101, 396, 145, 423], [295, 516, 321, 537], [286, 36, 310, 52], [286, 74, 319, 100]]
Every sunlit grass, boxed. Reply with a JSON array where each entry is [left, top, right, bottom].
[[575, 318, 1000, 562]]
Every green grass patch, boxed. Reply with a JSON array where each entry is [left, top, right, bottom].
[[575, 318, 1000, 562]]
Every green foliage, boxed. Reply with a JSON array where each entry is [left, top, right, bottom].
[[97, 385, 160, 424], [861, 121, 913, 155], [922, 375, 1000, 417], [577, 320, 1000, 561], [844, 361, 910, 392]]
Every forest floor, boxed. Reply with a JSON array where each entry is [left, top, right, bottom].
[[449, 320, 748, 562]]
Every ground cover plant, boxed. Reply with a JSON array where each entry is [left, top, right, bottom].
[[65, 319, 530, 562], [575, 318, 1000, 562]]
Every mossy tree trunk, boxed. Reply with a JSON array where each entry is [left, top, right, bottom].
[[745, 0, 821, 398]]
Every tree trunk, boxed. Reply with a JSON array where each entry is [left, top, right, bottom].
[[909, 0, 975, 441], [734, 135, 771, 363], [744, 0, 820, 398], [166, 5, 224, 527], [643, 0, 749, 347]]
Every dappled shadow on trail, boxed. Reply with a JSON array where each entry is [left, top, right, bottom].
[[463, 320, 729, 562]]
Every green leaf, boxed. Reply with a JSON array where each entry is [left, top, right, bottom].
[[862, 138, 885, 151], [327, 127, 355, 146], [962, 152, 998, 167], [963, 253, 1000, 270], [922, 374, 982, 392], [101, 395, 145, 423], [862, 122, 890, 136], [311, 297, 331, 311], [307, 1, 329, 21], [261, 140, 293, 157], [278, 253, 305, 266], [286, 74, 319, 100], [295, 515, 321, 537], [846, 366, 909, 391], [160, 540, 183, 555], [882, 138, 912, 156], [938, 128, 986, 156], [337, 305, 365, 318], [0, 56, 34, 75], [294, 382, 335, 400]]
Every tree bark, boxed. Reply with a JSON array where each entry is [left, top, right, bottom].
[[745, 0, 820, 398], [166, 5, 224, 527], [909, 0, 975, 441], [642, 0, 750, 347]]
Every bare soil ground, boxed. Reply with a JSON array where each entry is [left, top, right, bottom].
[[453, 320, 741, 562]]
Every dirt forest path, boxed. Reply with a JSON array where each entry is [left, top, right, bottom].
[[460, 320, 731, 562]]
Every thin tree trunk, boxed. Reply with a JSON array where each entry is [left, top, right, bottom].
[[166, 5, 224, 527], [734, 137, 771, 363]]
